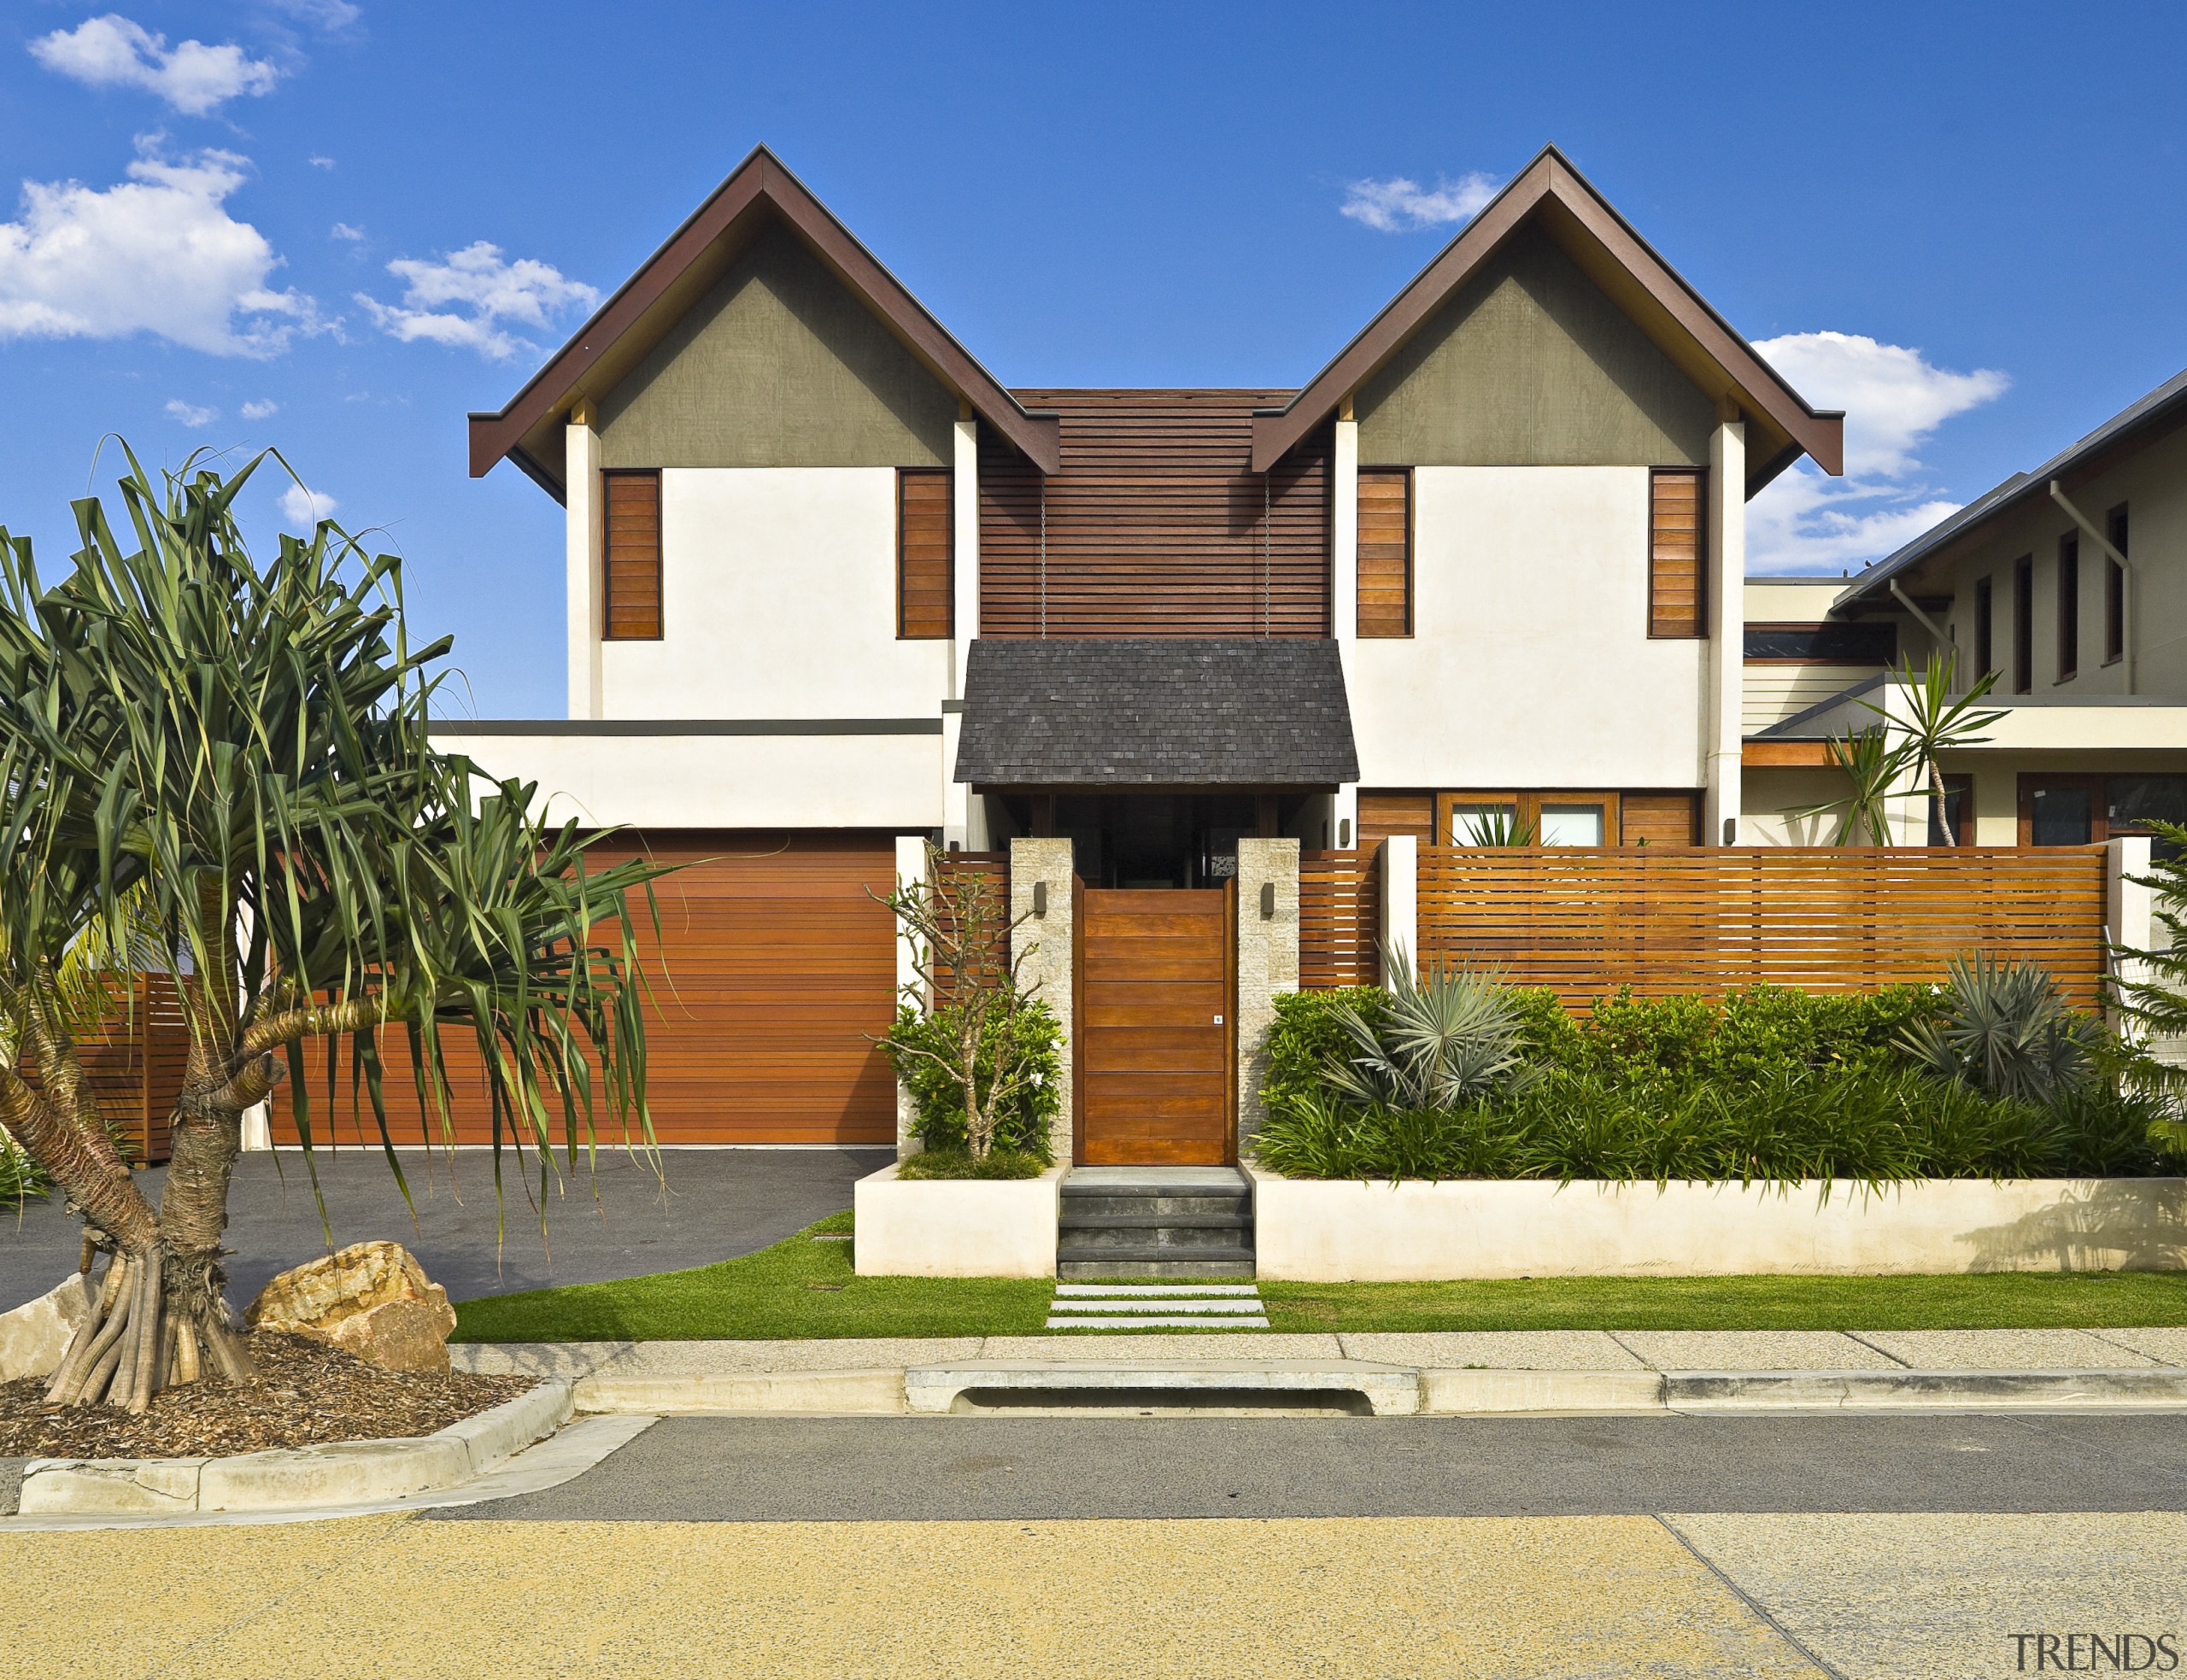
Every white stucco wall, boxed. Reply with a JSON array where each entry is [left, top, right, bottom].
[[434, 729, 943, 830], [599, 466, 949, 720], [1347, 465, 1708, 787]]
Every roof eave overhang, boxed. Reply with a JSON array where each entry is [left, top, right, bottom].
[[1250, 146, 1846, 496], [466, 146, 1059, 497]]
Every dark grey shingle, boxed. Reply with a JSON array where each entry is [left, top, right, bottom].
[[954, 638, 1359, 787]]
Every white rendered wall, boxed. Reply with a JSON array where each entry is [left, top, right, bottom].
[[600, 467, 948, 720], [566, 422, 604, 719], [1704, 422, 1744, 843], [1347, 466, 1708, 788]]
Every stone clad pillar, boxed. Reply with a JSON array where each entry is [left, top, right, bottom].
[[1235, 838, 1300, 1152], [1010, 837, 1076, 1163]]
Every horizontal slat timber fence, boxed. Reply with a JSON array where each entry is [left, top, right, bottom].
[[1299, 849, 1381, 989], [1413, 846, 2109, 1009], [56, 973, 192, 1164], [931, 851, 1010, 998], [271, 832, 903, 1148]]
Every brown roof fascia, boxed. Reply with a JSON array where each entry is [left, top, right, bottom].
[[1250, 146, 1846, 492], [466, 147, 1058, 495]]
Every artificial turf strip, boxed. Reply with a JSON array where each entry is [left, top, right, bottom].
[[1259, 1271, 2187, 1332], [451, 1214, 2187, 1340], [450, 1215, 1051, 1343]]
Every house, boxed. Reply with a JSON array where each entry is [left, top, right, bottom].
[[437, 143, 1850, 1160], [1741, 368, 2187, 846]]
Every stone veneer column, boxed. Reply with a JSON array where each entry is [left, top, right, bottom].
[[1010, 837, 1076, 1163], [1234, 838, 1300, 1153]]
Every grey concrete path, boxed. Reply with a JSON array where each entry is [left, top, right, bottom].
[[0, 1146, 886, 1309], [426, 1410, 2187, 1523]]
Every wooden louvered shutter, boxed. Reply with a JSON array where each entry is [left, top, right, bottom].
[[1648, 468, 1705, 639], [602, 471, 661, 641], [898, 468, 953, 639], [1357, 467, 1412, 637]]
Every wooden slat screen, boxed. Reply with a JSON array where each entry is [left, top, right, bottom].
[[1299, 849, 1381, 988], [979, 391, 1332, 636], [40, 974, 192, 1164], [1357, 468, 1411, 636], [898, 468, 953, 639], [603, 471, 662, 641], [1414, 846, 2108, 1008], [1649, 468, 1704, 639], [1358, 791, 1435, 849], [931, 851, 1009, 999], [1621, 792, 1702, 847], [272, 834, 900, 1147]]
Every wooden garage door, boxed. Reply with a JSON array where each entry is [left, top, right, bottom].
[[270, 831, 900, 1147], [1076, 886, 1234, 1166]]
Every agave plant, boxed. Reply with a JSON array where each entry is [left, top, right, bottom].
[[1322, 942, 1542, 1111], [1897, 953, 2099, 1103]]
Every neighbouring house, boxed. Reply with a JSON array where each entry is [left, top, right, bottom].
[[1742, 367, 2187, 846]]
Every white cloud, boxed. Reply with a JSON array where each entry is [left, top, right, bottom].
[[1747, 331, 2009, 575], [1340, 172, 1501, 233], [0, 143, 319, 356], [278, 483, 336, 527], [164, 398, 216, 426], [240, 398, 279, 419], [330, 221, 364, 241], [270, 0, 362, 28], [355, 241, 597, 360], [309, 155, 337, 171], [31, 15, 280, 116]]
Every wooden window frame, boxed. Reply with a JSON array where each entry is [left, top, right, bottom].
[[895, 466, 953, 641], [1356, 465, 1414, 638], [1647, 467, 1707, 640], [1973, 576, 1994, 682], [1438, 791, 1623, 848], [2017, 773, 2108, 848], [2012, 556, 2033, 694], [2105, 504, 2129, 666], [2055, 533, 2079, 682], [601, 469, 662, 642], [1742, 621, 1897, 665]]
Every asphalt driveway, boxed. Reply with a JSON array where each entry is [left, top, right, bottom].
[[0, 1145, 888, 1314]]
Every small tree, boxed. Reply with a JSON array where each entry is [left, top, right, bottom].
[[2108, 822, 2187, 1154], [1791, 653, 2003, 846], [877, 844, 1047, 1162]]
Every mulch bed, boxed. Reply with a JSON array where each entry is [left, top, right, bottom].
[[0, 1332, 535, 1460]]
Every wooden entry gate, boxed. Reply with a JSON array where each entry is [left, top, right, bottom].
[[1074, 883, 1235, 1165]]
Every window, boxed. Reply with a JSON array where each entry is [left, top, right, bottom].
[[1356, 467, 1413, 636], [602, 470, 661, 641], [1648, 468, 1705, 638], [1744, 622, 1897, 663], [2015, 772, 2187, 849], [1973, 576, 1993, 680], [896, 468, 953, 639], [2106, 504, 2129, 664], [2055, 534, 2079, 681], [2012, 556, 2032, 694], [1439, 791, 1622, 847]]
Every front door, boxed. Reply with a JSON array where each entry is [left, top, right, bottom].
[[1076, 884, 1234, 1165]]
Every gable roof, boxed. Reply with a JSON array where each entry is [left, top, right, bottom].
[[1832, 363, 2187, 614], [466, 146, 1059, 498], [1249, 146, 1844, 495], [955, 639, 1359, 787]]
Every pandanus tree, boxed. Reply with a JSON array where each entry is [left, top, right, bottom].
[[0, 448, 665, 1410]]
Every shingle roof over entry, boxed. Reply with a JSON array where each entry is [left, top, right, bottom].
[[954, 638, 1360, 787]]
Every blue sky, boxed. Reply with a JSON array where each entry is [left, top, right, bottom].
[[1, 1, 2183, 717]]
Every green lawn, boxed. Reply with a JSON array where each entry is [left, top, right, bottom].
[[453, 1212, 2187, 1341]]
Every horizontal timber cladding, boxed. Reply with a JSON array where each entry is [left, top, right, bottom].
[[1355, 467, 1412, 636], [28, 974, 191, 1164], [1414, 846, 2108, 1009], [603, 470, 663, 641], [1076, 887, 1234, 1166], [1620, 792, 1703, 847], [1358, 791, 1435, 849], [1648, 468, 1705, 639], [931, 850, 1010, 998], [980, 390, 1332, 637], [271, 832, 900, 1147], [897, 467, 953, 639], [1299, 850, 1381, 988]]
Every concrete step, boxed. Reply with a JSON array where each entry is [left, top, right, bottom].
[[1058, 1224, 1251, 1253], [1057, 1250, 1258, 1279], [1058, 1192, 1252, 1220]]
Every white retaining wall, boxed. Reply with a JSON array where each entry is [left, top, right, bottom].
[[853, 1162, 1064, 1279], [1246, 1166, 2187, 1280]]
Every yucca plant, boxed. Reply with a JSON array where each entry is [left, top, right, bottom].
[[0, 446, 668, 1410], [1896, 953, 2098, 1104], [1322, 943, 1541, 1112]]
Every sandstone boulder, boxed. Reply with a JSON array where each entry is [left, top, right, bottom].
[[246, 1241, 456, 1373], [0, 1273, 91, 1382]]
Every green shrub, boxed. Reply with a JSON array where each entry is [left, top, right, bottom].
[[894, 1148, 1049, 1181], [881, 998, 1061, 1162], [0, 1126, 48, 1207]]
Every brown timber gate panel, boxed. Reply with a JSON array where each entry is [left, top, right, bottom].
[[1414, 846, 2109, 1009], [50, 974, 191, 1164], [1299, 849, 1381, 989], [1076, 887, 1234, 1166], [272, 833, 900, 1147]]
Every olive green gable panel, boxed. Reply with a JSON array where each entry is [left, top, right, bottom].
[[596, 222, 954, 469], [1356, 225, 1715, 468]]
